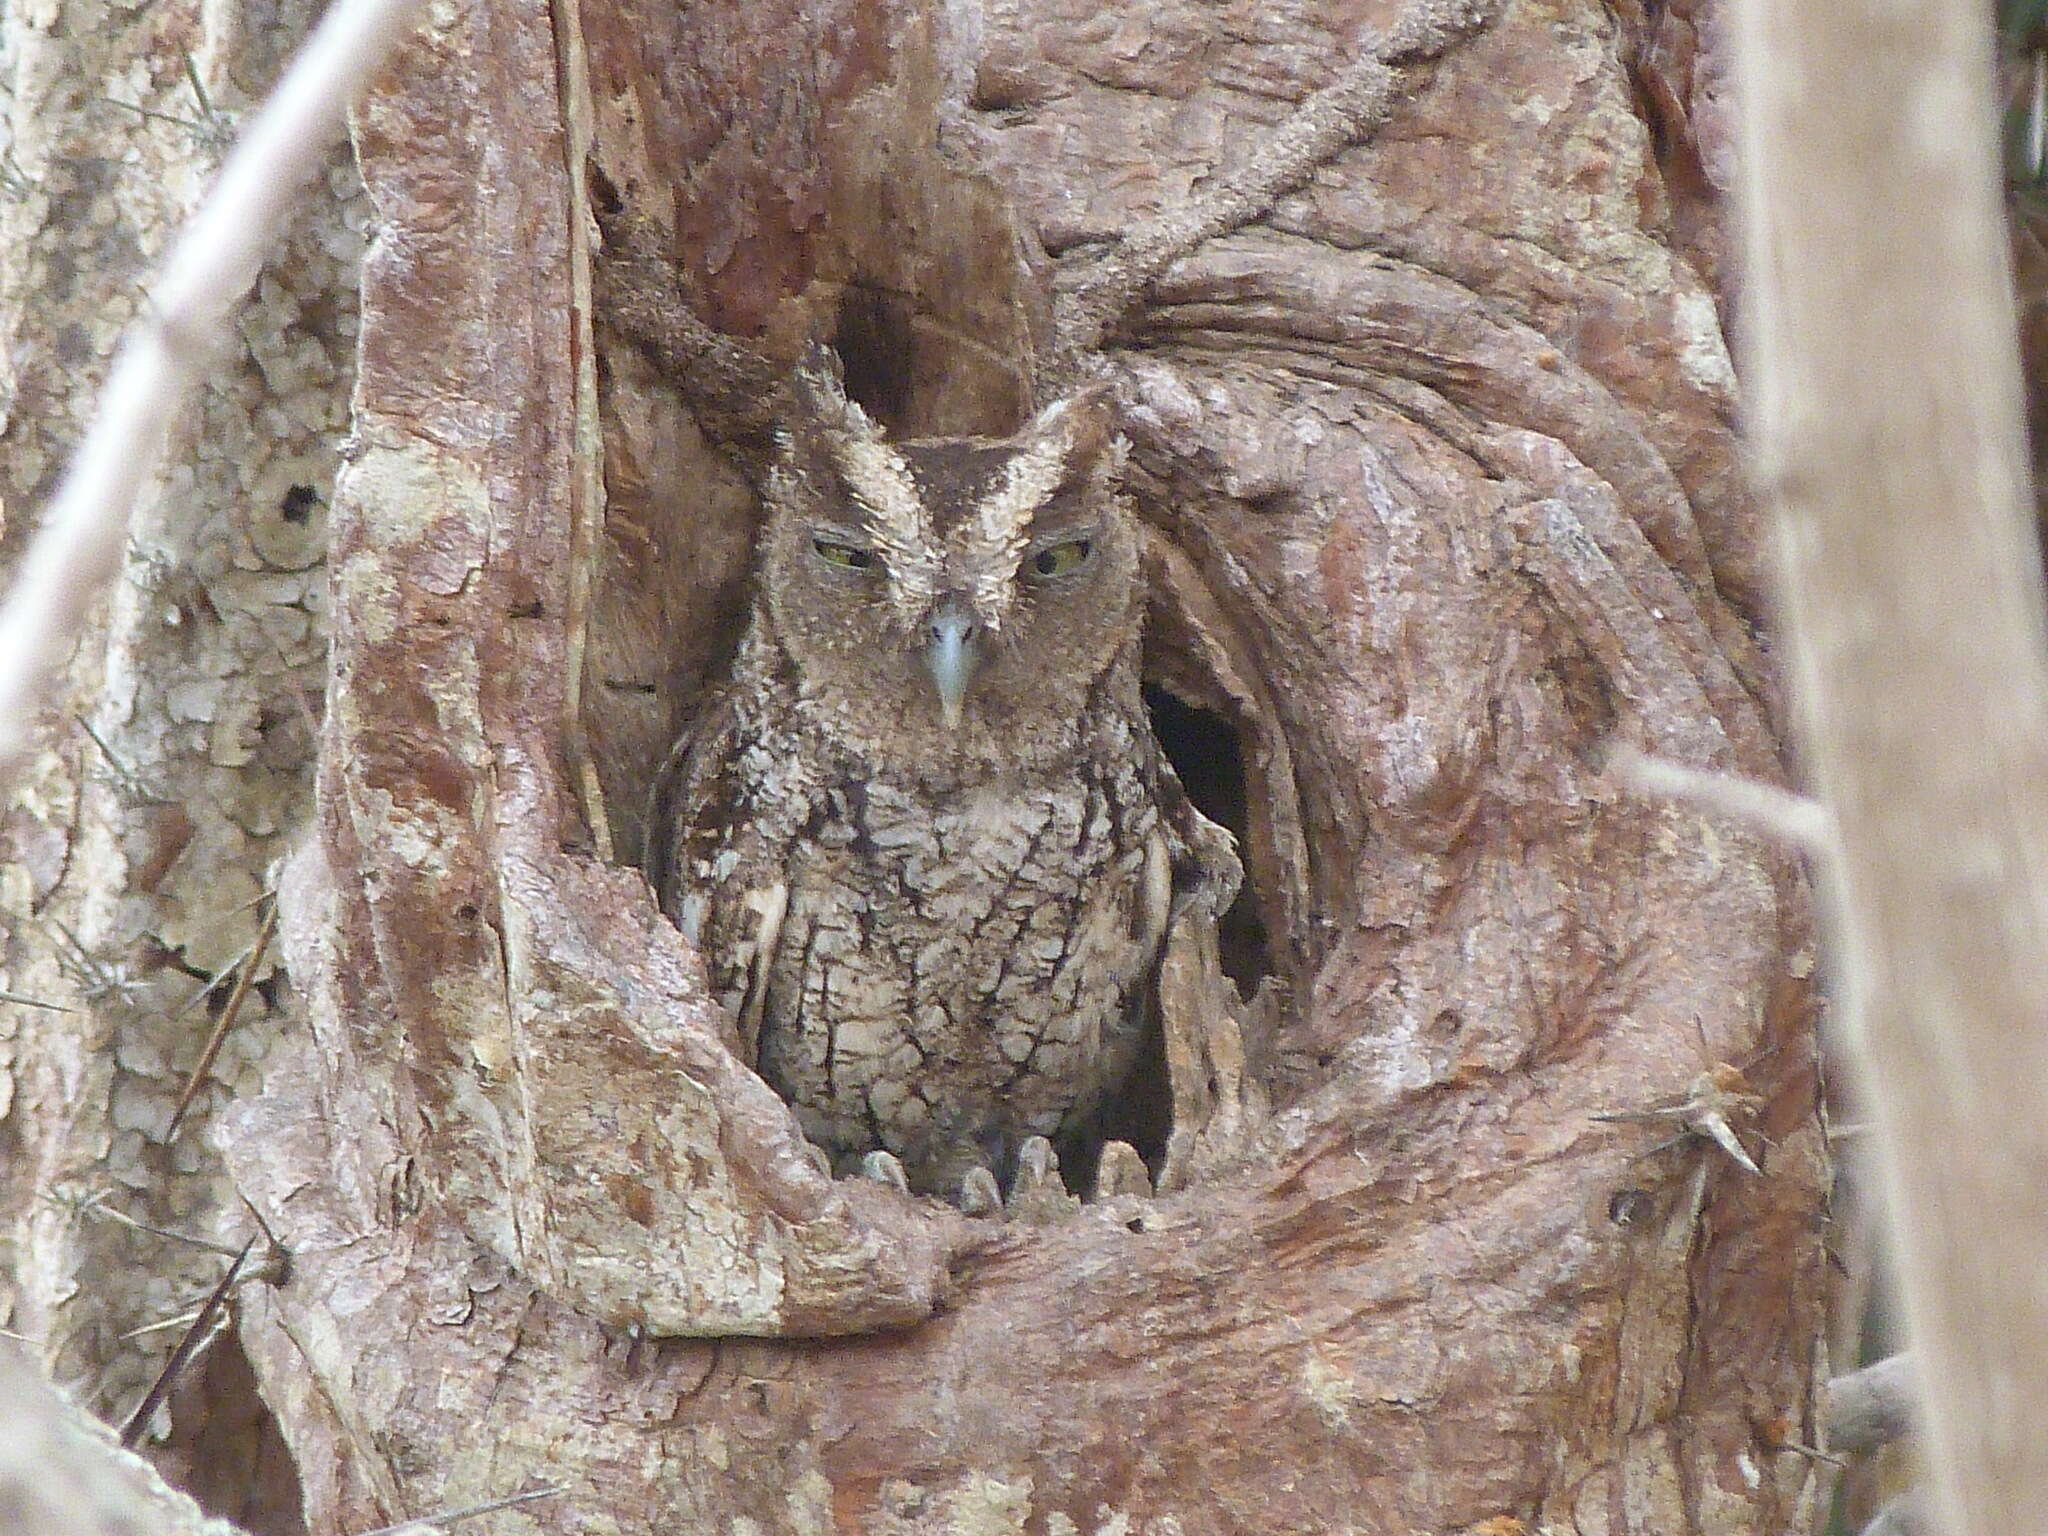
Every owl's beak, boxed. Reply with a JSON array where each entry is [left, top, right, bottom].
[[924, 608, 980, 732]]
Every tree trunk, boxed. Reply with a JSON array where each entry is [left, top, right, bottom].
[[0, 0, 356, 1526], [1736, 0, 2048, 1529], [3, 0, 1826, 1531]]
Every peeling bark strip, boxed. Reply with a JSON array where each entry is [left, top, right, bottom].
[[202, 0, 1827, 1531]]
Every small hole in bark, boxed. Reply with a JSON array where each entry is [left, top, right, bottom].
[[278, 484, 317, 523], [1609, 1188, 1655, 1227], [1143, 685, 1272, 996]]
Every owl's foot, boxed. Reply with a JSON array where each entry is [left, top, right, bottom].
[[949, 1138, 1157, 1222], [1091, 1139, 1154, 1200], [957, 1166, 1002, 1218], [859, 1149, 911, 1193], [1004, 1136, 1083, 1225], [849, 1140, 1156, 1221]]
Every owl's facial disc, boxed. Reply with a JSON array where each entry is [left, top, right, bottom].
[[923, 600, 980, 732]]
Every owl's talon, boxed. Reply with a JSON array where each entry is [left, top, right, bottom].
[[1090, 1139, 1153, 1201], [1005, 1136, 1081, 1224], [958, 1166, 1002, 1218], [859, 1150, 910, 1193], [1017, 1135, 1057, 1184]]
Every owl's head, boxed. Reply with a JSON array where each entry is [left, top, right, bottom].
[[756, 354, 1141, 771]]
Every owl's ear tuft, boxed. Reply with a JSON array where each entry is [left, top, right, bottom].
[[1026, 381, 1120, 480], [789, 344, 881, 442], [781, 344, 937, 606]]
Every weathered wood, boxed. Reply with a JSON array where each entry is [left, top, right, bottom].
[[0, 0, 357, 1522]]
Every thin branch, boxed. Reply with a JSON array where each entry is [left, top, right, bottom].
[[349, 1484, 568, 1536], [0, 991, 75, 1013], [2, 1350, 234, 1536], [100, 97, 220, 144], [166, 899, 277, 1140], [1608, 746, 1835, 856], [119, 1308, 207, 1342], [165, 932, 262, 1024], [1046, 0, 1502, 388], [1735, 0, 2048, 1516], [0, 0, 425, 795], [86, 1201, 249, 1260], [118, 1235, 252, 1447]]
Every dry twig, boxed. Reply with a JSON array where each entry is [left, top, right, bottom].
[[166, 898, 278, 1140], [85, 1199, 248, 1260], [1609, 746, 1834, 856], [350, 1484, 568, 1536], [0, 991, 74, 1012], [117, 1235, 252, 1447]]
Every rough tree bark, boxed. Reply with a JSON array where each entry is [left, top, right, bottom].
[[0, 0, 357, 1527], [2, 0, 1825, 1531]]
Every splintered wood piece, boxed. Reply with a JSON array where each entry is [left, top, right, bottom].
[[1157, 903, 1267, 1194]]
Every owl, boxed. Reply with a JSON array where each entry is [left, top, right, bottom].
[[648, 354, 1238, 1205]]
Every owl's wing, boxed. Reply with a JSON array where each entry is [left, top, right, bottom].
[[643, 689, 737, 919], [644, 686, 793, 1065]]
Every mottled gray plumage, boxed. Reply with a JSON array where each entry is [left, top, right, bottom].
[[649, 359, 1236, 1200]]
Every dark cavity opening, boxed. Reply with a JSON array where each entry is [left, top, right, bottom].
[[278, 484, 317, 524], [831, 284, 916, 434], [1143, 684, 1272, 996]]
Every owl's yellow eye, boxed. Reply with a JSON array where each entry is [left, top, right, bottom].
[[812, 536, 876, 570], [1029, 539, 1092, 579]]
